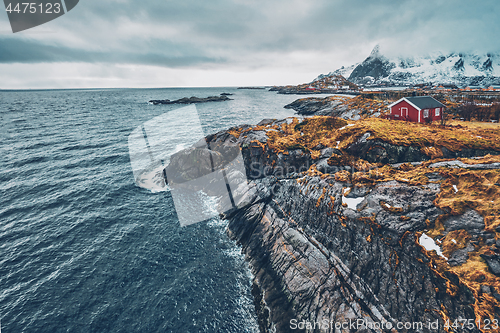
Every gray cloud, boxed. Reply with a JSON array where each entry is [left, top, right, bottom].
[[1, 0, 499, 87], [0, 37, 225, 66]]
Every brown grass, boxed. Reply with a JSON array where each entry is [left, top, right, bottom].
[[449, 120, 500, 129]]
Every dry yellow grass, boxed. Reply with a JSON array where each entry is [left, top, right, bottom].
[[449, 120, 500, 129], [258, 117, 500, 159], [413, 166, 500, 331]]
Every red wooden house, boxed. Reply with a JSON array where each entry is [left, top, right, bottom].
[[387, 96, 445, 123]]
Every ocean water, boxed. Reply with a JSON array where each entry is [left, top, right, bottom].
[[0, 87, 321, 333]]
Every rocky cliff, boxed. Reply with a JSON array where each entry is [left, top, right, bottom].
[[167, 116, 500, 333], [284, 95, 390, 120]]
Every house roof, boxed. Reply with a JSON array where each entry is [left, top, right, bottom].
[[388, 96, 445, 110]]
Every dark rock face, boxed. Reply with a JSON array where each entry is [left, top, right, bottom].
[[284, 97, 362, 119], [454, 58, 465, 71], [166, 121, 499, 333], [346, 136, 500, 164], [149, 95, 232, 105], [284, 98, 342, 115], [443, 210, 485, 232], [346, 137, 429, 164], [482, 58, 493, 72], [481, 254, 500, 276], [349, 57, 395, 83], [226, 176, 479, 333]]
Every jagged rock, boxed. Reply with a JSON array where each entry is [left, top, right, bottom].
[[347, 138, 500, 164], [284, 98, 342, 115], [448, 244, 475, 266], [283, 97, 365, 119], [481, 254, 500, 276], [429, 160, 500, 169], [226, 175, 479, 333], [443, 210, 485, 232], [346, 138, 429, 164]]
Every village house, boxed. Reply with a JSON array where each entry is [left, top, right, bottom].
[[387, 96, 445, 123]]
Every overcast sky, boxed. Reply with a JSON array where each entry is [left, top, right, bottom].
[[1, 0, 499, 89]]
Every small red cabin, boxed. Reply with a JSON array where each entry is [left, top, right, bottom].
[[387, 96, 445, 123]]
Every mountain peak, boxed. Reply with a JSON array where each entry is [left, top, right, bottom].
[[369, 44, 381, 58], [343, 49, 500, 87]]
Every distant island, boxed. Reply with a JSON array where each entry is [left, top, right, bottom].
[[237, 87, 266, 90], [149, 95, 232, 105]]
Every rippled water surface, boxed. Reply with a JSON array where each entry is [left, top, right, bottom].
[[0, 87, 323, 333]]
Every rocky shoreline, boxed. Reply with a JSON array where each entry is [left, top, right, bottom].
[[166, 116, 500, 333], [270, 86, 360, 95], [284, 97, 344, 115]]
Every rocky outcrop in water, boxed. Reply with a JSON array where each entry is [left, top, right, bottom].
[[284, 98, 343, 116], [283, 95, 386, 120], [149, 95, 232, 105]]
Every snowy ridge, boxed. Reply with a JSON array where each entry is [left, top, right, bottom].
[[313, 63, 359, 83], [319, 46, 500, 87]]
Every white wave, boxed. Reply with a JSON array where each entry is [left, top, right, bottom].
[[135, 165, 169, 193]]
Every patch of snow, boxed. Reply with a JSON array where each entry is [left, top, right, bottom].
[[452, 185, 458, 193], [383, 202, 392, 208], [451, 239, 457, 244], [342, 196, 365, 210], [338, 124, 355, 131], [419, 233, 448, 260], [336, 141, 340, 149], [342, 187, 365, 209]]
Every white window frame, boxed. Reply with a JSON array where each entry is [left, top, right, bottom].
[[423, 109, 429, 118], [435, 108, 440, 116]]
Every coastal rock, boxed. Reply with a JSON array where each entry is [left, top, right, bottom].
[[346, 138, 429, 164], [227, 175, 479, 332], [284, 98, 342, 115], [148, 95, 232, 105], [346, 138, 500, 164], [164, 118, 500, 333], [283, 96, 378, 120]]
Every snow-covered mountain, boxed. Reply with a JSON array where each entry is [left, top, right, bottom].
[[313, 63, 359, 83], [315, 45, 500, 87]]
